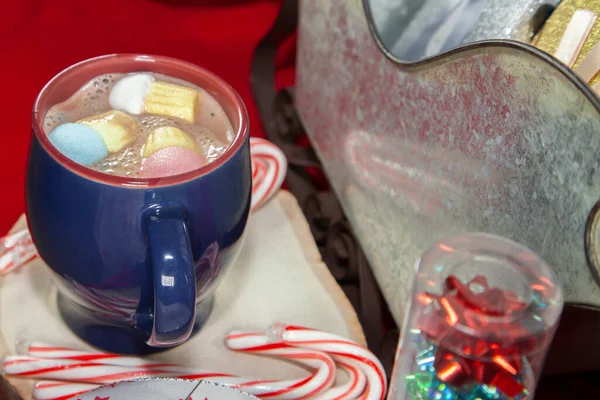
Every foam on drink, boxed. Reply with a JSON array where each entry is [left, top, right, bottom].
[[44, 72, 235, 178]]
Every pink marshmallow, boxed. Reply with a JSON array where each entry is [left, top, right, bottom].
[[141, 146, 207, 178]]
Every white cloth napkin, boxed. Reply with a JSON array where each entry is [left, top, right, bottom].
[[0, 190, 364, 398]]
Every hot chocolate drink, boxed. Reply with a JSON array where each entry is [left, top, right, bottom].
[[44, 72, 234, 178]]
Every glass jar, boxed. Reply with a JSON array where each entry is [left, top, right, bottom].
[[389, 233, 563, 400]]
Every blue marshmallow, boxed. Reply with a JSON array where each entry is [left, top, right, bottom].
[[48, 123, 109, 166]]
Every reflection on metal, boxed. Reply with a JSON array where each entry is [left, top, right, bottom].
[[248, 0, 392, 365], [295, 0, 600, 326], [366, 0, 559, 63], [585, 200, 600, 288]]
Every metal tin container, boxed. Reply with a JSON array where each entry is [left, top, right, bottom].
[[295, 0, 600, 326]]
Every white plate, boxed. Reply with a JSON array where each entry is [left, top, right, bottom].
[[74, 379, 259, 400]]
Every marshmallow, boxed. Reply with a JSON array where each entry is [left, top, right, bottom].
[[108, 73, 155, 115], [144, 81, 198, 123], [142, 126, 199, 157], [141, 146, 207, 178], [48, 123, 108, 166], [78, 111, 138, 153]]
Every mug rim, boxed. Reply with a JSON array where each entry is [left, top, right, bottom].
[[33, 54, 249, 188]]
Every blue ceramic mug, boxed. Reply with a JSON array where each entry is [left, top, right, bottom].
[[26, 54, 252, 354]]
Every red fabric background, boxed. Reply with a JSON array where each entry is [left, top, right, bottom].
[[0, 0, 295, 233]]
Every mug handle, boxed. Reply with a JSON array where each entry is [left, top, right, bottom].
[[144, 204, 196, 347]]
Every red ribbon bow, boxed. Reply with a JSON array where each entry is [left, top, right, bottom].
[[416, 275, 543, 397]]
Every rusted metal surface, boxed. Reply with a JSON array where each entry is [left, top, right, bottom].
[[295, 0, 600, 325]]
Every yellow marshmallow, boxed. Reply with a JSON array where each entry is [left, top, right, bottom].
[[144, 81, 198, 123], [143, 126, 199, 158], [78, 111, 138, 153]]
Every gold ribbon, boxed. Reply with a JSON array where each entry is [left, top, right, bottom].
[[534, 0, 600, 89], [554, 9, 597, 67]]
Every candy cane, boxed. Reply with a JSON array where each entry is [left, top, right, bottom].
[[1, 228, 29, 248], [14, 337, 336, 400], [319, 359, 367, 400], [31, 365, 365, 400], [267, 324, 387, 400], [7, 354, 328, 394], [0, 229, 37, 274], [252, 157, 268, 184], [226, 331, 370, 400], [2, 356, 235, 384], [6, 325, 379, 400], [249, 138, 287, 211], [29, 339, 363, 400], [225, 332, 335, 399], [33, 381, 100, 400], [27, 343, 181, 369]]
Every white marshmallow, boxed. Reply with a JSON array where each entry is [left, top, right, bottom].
[[108, 73, 155, 115]]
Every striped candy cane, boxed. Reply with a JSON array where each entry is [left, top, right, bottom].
[[31, 365, 367, 400], [8, 324, 380, 400], [2, 356, 235, 384], [224, 332, 336, 399], [33, 381, 99, 400], [267, 324, 387, 400], [8, 354, 335, 397], [29, 340, 332, 386], [250, 138, 287, 212], [226, 330, 372, 400], [28, 342, 181, 369], [1, 228, 29, 248], [0, 229, 37, 274], [317, 359, 367, 400], [18, 337, 336, 400], [29, 340, 366, 400]]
